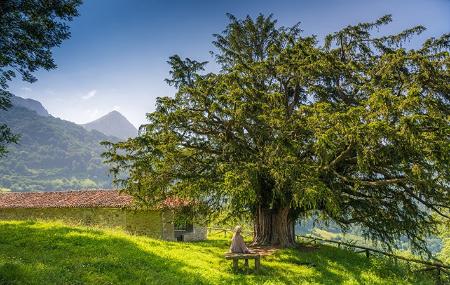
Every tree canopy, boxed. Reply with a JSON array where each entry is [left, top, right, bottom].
[[103, 14, 449, 251], [0, 0, 81, 156]]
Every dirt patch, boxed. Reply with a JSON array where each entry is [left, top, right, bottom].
[[248, 245, 280, 256], [248, 243, 319, 255]]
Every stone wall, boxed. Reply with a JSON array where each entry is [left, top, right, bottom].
[[182, 225, 208, 241], [161, 210, 175, 241], [0, 207, 208, 241], [0, 207, 165, 239]]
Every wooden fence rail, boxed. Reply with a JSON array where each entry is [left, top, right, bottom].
[[296, 234, 449, 270], [296, 234, 449, 285], [207, 227, 449, 284], [208, 227, 254, 238]]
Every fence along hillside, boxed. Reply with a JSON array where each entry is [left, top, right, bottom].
[[208, 227, 449, 285]]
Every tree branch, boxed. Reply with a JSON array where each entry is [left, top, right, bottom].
[[325, 141, 354, 170]]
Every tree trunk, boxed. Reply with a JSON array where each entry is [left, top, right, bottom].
[[253, 206, 273, 245], [252, 206, 296, 248]]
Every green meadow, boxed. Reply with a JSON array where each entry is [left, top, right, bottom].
[[0, 220, 436, 285]]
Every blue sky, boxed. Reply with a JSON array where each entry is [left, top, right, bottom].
[[9, 0, 450, 127]]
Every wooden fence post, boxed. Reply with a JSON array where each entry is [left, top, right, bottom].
[[233, 258, 238, 272], [255, 255, 261, 272], [292, 233, 449, 278], [435, 267, 441, 285]]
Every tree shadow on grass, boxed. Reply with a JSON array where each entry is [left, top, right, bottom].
[[250, 244, 433, 285], [0, 222, 436, 285], [0, 221, 211, 285], [211, 243, 434, 285]]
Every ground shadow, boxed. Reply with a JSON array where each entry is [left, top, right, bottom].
[[216, 242, 435, 285], [0, 221, 436, 285]]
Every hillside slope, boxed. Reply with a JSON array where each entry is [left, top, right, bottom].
[[0, 106, 117, 192], [82, 110, 137, 139], [10, 95, 49, 117], [0, 220, 437, 285]]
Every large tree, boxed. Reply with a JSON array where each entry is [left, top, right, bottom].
[[0, 0, 82, 156], [103, 14, 449, 250]]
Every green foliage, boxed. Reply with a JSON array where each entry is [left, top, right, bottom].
[[0, 0, 82, 156], [0, 220, 438, 284], [173, 206, 195, 230], [0, 106, 115, 191], [438, 212, 450, 264], [103, 14, 450, 252], [0, 123, 18, 157]]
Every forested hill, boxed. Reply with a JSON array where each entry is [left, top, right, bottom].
[[0, 106, 118, 192]]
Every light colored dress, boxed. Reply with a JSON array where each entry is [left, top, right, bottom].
[[229, 233, 250, 253]]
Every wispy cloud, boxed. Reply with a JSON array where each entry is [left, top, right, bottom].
[[21, 87, 32, 92], [82, 89, 97, 100]]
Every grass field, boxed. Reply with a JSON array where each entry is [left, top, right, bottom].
[[0, 220, 437, 285]]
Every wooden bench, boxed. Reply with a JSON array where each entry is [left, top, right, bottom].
[[225, 253, 261, 272]]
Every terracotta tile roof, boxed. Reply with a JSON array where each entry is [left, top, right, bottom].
[[0, 189, 133, 209], [0, 189, 193, 210], [161, 197, 192, 208]]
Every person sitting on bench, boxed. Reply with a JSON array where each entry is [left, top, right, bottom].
[[229, 226, 252, 253]]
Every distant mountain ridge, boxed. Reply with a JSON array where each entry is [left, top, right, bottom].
[[0, 105, 118, 192], [10, 95, 49, 117], [0, 95, 137, 192], [82, 110, 137, 139]]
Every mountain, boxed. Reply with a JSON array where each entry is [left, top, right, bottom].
[[82, 110, 137, 139], [10, 95, 49, 117], [0, 106, 118, 192]]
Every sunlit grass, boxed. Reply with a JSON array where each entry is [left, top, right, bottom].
[[0, 220, 436, 284]]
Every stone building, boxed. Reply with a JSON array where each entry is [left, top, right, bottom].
[[0, 189, 207, 241]]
